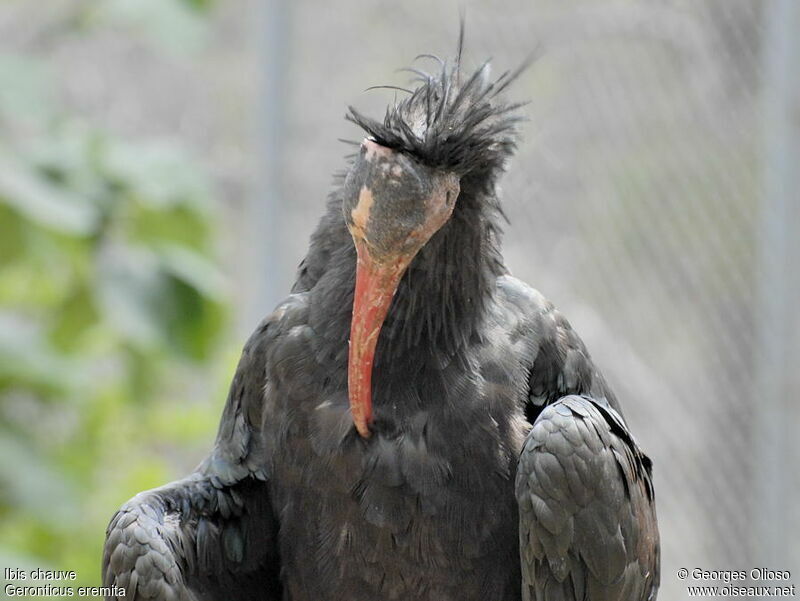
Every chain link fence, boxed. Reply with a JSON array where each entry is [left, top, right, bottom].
[[3, 1, 796, 598]]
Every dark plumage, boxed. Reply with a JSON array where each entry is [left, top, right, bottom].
[[517, 396, 659, 600], [103, 40, 659, 601], [347, 54, 524, 175]]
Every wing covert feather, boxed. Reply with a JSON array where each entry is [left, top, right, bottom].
[[516, 396, 659, 601]]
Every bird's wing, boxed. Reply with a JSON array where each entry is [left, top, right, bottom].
[[102, 317, 282, 601], [515, 395, 659, 601]]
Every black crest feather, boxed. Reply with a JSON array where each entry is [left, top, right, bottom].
[[347, 49, 529, 177]]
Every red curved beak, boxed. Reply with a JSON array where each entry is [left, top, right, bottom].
[[347, 238, 412, 438], [345, 139, 459, 439]]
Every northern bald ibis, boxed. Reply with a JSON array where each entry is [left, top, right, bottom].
[[103, 42, 660, 601]]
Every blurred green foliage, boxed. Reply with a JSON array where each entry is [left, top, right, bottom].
[[0, 0, 231, 595]]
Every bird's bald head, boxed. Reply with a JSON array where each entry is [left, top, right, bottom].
[[343, 138, 459, 263]]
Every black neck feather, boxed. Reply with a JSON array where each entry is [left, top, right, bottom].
[[293, 172, 505, 372]]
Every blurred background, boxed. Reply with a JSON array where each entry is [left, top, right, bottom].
[[0, 0, 797, 599]]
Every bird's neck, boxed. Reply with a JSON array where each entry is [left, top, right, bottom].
[[380, 187, 504, 363], [296, 176, 505, 374]]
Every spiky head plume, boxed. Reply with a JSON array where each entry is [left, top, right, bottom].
[[347, 49, 529, 179]]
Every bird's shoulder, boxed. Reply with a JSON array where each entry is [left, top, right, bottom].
[[201, 292, 312, 483], [494, 274, 555, 332], [492, 273, 581, 364], [492, 274, 619, 414], [243, 291, 314, 375]]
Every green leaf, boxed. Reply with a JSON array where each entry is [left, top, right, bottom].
[[0, 205, 26, 263], [0, 314, 86, 396], [103, 140, 211, 210], [95, 244, 164, 349], [0, 432, 79, 526], [0, 154, 98, 236], [158, 245, 226, 301], [49, 283, 101, 352], [181, 0, 214, 12], [128, 204, 210, 251], [162, 274, 225, 360]]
